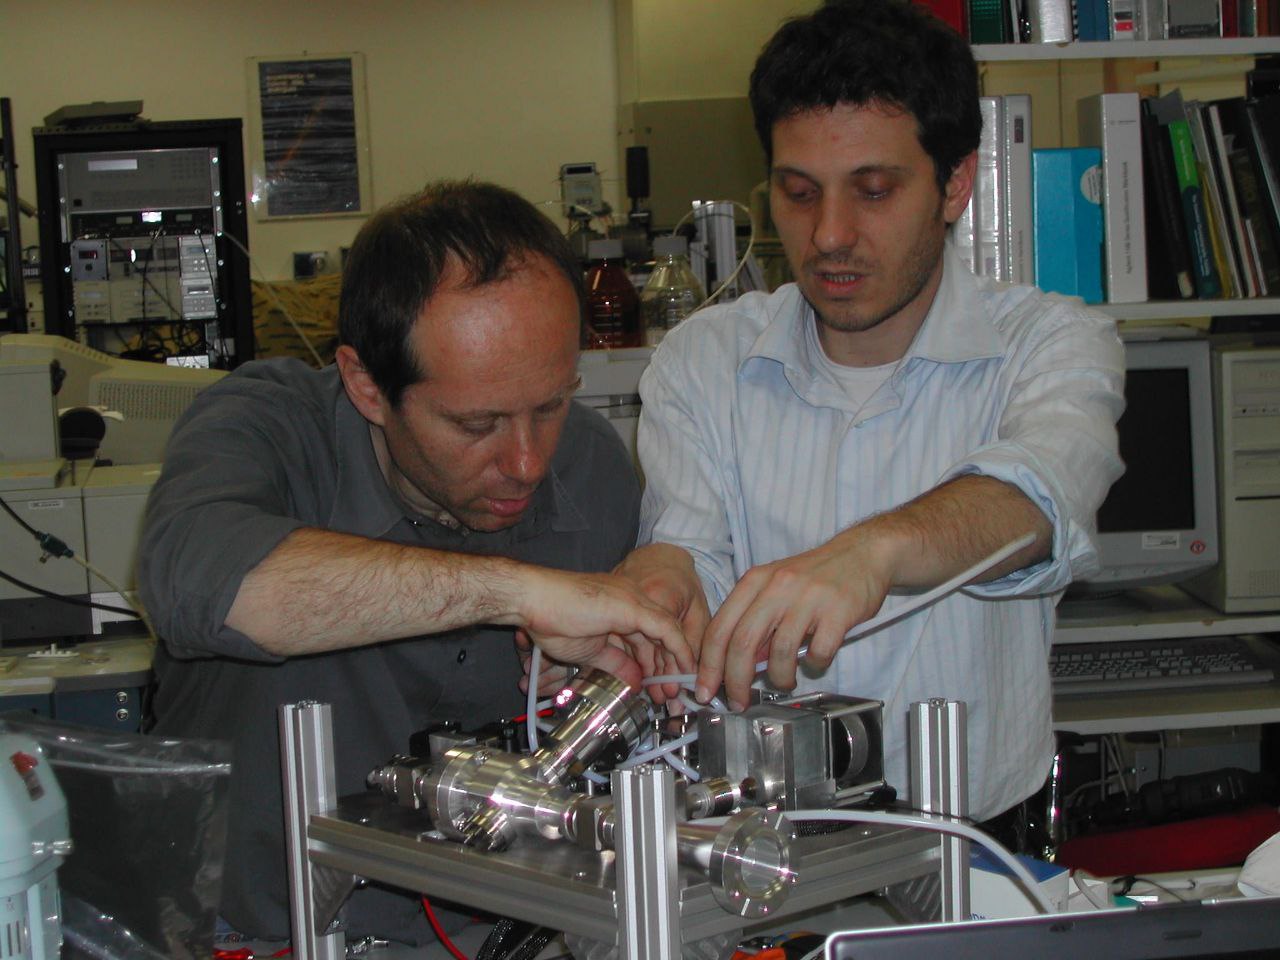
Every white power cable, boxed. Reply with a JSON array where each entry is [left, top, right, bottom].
[[790, 807, 1056, 915], [760, 532, 1036, 672], [526, 645, 543, 753]]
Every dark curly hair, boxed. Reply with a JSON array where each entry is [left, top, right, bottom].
[[338, 180, 585, 407], [749, 0, 982, 191]]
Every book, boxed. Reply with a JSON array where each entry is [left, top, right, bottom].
[[975, 96, 1007, 279], [969, 0, 1012, 41], [1151, 92, 1224, 299], [1078, 93, 1148, 302], [1213, 97, 1280, 294], [1003, 94, 1035, 283], [1112, 0, 1139, 37], [1246, 94, 1280, 236], [1167, 0, 1222, 34], [913, 0, 970, 35], [1032, 147, 1104, 302], [1136, 0, 1168, 38], [1206, 100, 1262, 295], [1184, 99, 1243, 297], [1139, 98, 1196, 299], [1029, 0, 1073, 40], [1076, 0, 1113, 39]]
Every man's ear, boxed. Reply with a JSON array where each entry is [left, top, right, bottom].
[[335, 345, 387, 427], [942, 152, 978, 225]]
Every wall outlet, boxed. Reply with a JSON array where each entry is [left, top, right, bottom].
[[293, 251, 329, 279]]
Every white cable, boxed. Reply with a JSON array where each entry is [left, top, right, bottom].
[[759, 532, 1036, 672], [790, 807, 1056, 915], [526, 645, 542, 753], [670, 200, 758, 311], [661, 752, 701, 782], [67, 554, 158, 644], [221, 230, 326, 368], [618, 729, 699, 770], [1072, 871, 1112, 910]]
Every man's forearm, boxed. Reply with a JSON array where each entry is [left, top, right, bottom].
[[226, 527, 521, 655], [843, 474, 1051, 590]]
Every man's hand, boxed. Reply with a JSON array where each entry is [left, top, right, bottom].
[[695, 534, 894, 710], [692, 476, 1052, 711], [613, 543, 711, 703], [514, 566, 694, 695], [515, 629, 578, 696]]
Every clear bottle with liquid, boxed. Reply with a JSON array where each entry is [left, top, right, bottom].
[[583, 239, 642, 349], [640, 235, 705, 346]]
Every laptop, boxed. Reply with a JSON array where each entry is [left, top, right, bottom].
[[826, 898, 1280, 959]]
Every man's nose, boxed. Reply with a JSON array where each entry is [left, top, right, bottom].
[[812, 194, 859, 254], [499, 422, 547, 485]]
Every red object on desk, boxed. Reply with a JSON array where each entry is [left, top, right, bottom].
[[1056, 804, 1280, 876]]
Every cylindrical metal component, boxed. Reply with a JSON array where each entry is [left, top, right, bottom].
[[675, 810, 796, 919], [532, 669, 649, 783], [683, 777, 742, 819]]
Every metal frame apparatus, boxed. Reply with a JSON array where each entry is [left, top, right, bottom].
[[279, 681, 971, 960]]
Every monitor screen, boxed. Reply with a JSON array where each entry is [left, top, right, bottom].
[[1071, 335, 1219, 595], [1097, 367, 1196, 534]]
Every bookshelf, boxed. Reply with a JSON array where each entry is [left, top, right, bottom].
[[974, 36, 1280, 319], [973, 37, 1280, 61]]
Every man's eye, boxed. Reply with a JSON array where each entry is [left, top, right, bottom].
[[458, 420, 496, 436], [535, 396, 570, 418]]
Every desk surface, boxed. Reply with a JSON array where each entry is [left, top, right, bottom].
[[1055, 586, 1280, 644], [0, 634, 153, 697], [1052, 587, 1280, 733]]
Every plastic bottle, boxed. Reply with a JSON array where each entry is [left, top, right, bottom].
[[640, 235, 706, 346], [583, 239, 642, 349]]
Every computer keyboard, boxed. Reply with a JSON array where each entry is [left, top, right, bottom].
[[1050, 635, 1276, 696]]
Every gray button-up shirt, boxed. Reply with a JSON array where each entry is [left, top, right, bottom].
[[139, 358, 640, 944]]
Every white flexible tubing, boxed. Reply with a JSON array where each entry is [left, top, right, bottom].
[[617, 729, 700, 769], [756, 532, 1036, 672], [526, 645, 542, 753], [641, 533, 1036, 694], [789, 807, 1056, 915]]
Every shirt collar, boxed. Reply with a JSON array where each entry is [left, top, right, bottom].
[[327, 376, 588, 543], [742, 239, 1004, 388]]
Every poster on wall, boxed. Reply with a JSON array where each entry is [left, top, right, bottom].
[[247, 53, 373, 220]]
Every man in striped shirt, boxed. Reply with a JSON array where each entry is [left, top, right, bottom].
[[621, 0, 1124, 824]]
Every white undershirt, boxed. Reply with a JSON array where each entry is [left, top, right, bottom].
[[806, 319, 899, 412]]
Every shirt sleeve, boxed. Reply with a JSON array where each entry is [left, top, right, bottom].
[[137, 379, 324, 662], [636, 336, 738, 609], [947, 301, 1126, 597]]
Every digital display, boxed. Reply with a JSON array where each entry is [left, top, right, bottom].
[[1097, 368, 1196, 533]]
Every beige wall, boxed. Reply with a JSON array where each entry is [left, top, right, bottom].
[[1, 0, 622, 280]]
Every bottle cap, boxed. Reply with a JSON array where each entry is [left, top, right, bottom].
[[587, 238, 624, 261], [652, 235, 689, 258]]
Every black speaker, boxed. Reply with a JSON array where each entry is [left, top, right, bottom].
[[625, 146, 650, 202]]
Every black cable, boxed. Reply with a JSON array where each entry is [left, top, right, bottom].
[[0, 493, 40, 538], [506, 927, 556, 960], [0, 494, 137, 617], [0, 567, 137, 617]]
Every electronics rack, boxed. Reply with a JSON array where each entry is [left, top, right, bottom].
[[32, 118, 253, 368]]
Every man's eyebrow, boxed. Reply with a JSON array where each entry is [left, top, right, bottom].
[[443, 376, 583, 420], [772, 162, 910, 178]]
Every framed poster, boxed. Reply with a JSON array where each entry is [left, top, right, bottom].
[[247, 53, 373, 220]]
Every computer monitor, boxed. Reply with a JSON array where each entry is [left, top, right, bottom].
[[0, 332, 224, 464], [1071, 334, 1219, 595], [826, 898, 1280, 960]]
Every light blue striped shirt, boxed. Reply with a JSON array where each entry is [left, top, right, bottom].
[[637, 245, 1125, 818]]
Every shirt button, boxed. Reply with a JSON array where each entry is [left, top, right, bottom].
[[456, 649, 467, 664]]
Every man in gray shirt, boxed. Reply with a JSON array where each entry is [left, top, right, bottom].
[[138, 180, 690, 945]]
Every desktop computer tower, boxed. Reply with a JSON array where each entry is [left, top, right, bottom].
[[1184, 343, 1280, 613]]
